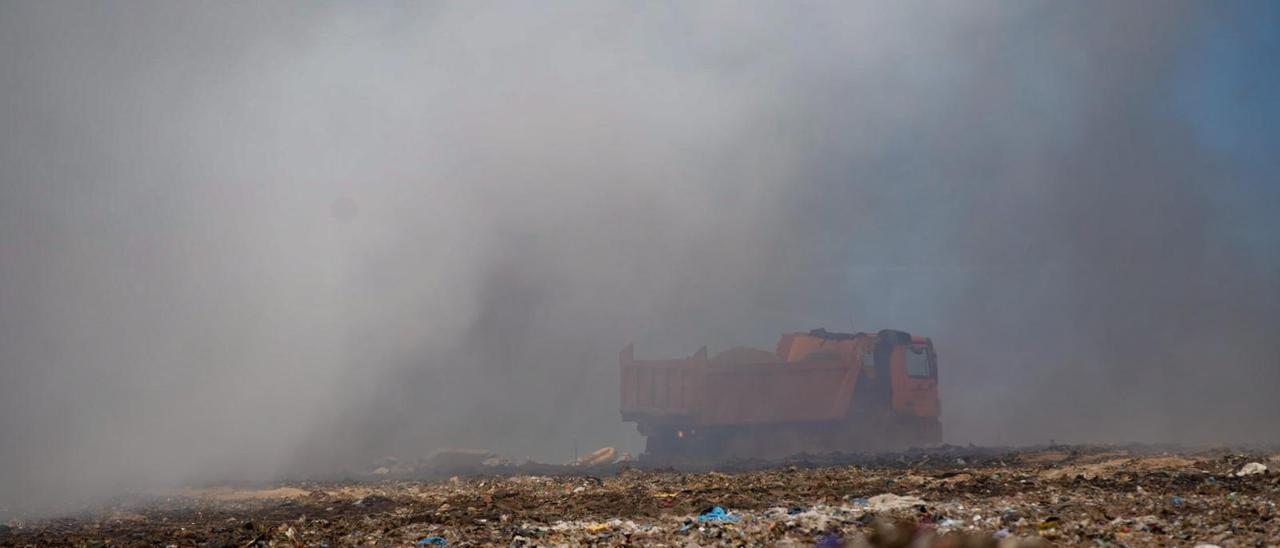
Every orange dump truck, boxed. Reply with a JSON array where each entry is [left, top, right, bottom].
[[620, 329, 941, 458]]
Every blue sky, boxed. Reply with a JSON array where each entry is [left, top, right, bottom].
[[1176, 2, 1280, 263]]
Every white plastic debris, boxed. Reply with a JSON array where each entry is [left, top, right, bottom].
[[1236, 462, 1267, 477], [866, 493, 927, 511]]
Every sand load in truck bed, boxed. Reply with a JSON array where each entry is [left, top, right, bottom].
[[708, 346, 778, 366]]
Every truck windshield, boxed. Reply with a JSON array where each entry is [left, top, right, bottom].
[[905, 345, 932, 378]]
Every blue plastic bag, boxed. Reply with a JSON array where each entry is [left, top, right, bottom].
[[697, 506, 739, 523]]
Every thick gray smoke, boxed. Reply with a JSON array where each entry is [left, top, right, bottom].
[[1, 2, 1276, 513]]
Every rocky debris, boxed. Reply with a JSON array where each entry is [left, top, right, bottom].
[[1, 445, 1277, 546]]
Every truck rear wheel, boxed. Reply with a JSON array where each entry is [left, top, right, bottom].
[[886, 415, 941, 448], [919, 417, 942, 445]]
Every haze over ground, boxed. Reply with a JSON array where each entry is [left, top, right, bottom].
[[1, 2, 1278, 513]]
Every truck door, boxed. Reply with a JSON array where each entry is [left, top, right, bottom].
[[891, 342, 939, 417], [850, 338, 894, 416]]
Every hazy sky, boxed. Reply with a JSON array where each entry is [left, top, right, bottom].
[[1, 1, 1277, 514]]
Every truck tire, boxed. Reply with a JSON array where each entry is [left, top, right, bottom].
[[917, 417, 942, 445]]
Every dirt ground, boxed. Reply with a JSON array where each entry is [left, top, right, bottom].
[[1, 445, 1277, 547]]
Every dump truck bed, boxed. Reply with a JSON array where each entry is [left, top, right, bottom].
[[620, 345, 858, 426], [621, 329, 941, 457]]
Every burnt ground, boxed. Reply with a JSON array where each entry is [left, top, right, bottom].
[[1, 445, 1277, 547]]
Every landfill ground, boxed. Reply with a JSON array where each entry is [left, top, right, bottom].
[[1, 445, 1277, 547]]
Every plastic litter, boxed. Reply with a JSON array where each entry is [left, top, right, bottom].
[[817, 533, 845, 547], [7, 445, 1276, 546], [697, 506, 740, 523], [1236, 462, 1267, 477], [417, 536, 447, 546], [1000, 507, 1019, 523], [865, 493, 926, 511], [1171, 496, 1185, 506]]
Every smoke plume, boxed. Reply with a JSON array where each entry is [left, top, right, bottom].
[[1, 1, 1276, 513]]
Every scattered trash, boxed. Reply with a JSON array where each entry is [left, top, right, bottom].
[[1000, 507, 1019, 523], [865, 493, 926, 511], [1236, 462, 1267, 477], [697, 506, 740, 523], [817, 533, 845, 547], [1037, 516, 1061, 530], [5, 445, 1276, 546], [353, 495, 393, 508]]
